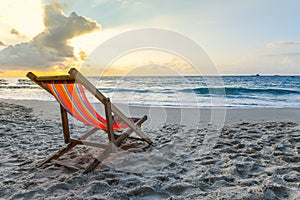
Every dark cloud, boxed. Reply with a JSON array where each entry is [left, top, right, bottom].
[[0, 41, 5, 46], [0, 2, 100, 70], [10, 28, 20, 35]]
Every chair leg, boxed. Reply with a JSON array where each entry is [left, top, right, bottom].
[[36, 142, 77, 168], [37, 126, 99, 168], [104, 98, 115, 142], [60, 106, 70, 144]]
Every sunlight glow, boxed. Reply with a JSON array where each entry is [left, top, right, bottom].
[[0, 0, 44, 42]]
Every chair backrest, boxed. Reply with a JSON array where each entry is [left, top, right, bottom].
[[45, 83, 125, 130]]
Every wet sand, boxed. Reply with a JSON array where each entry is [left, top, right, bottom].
[[1, 99, 300, 199]]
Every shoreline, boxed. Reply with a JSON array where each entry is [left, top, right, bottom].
[[2, 98, 300, 127], [2, 97, 300, 109]]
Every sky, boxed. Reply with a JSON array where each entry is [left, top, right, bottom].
[[0, 0, 300, 77]]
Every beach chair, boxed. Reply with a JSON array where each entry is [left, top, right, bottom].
[[27, 68, 152, 173]]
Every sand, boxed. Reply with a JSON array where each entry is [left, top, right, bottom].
[[1, 99, 300, 199]]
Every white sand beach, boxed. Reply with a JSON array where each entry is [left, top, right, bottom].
[[1, 99, 300, 199]]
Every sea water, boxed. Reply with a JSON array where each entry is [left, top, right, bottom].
[[0, 75, 299, 108]]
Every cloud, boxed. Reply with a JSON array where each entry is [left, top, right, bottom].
[[0, 2, 100, 70], [10, 28, 20, 35], [79, 50, 87, 61], [264, 52, 300, 57], [9, 28, 28, 40], [267, 41, 300, 48], [117, 0, 142, 6], [0, 41, 5, 46], [93, 0, 142, 7]]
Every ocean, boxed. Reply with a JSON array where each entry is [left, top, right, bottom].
[[0, 75, 300, 108]]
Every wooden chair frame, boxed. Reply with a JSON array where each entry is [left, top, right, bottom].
[[27, 68, 152, 173]]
